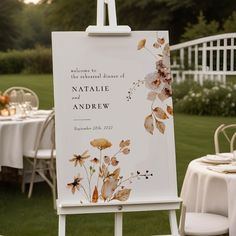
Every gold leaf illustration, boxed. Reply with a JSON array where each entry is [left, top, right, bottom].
[[112, 189, 131, 201], [137, 39, 146, 50], [92, 186, 98, 203], [144, 114, 154, 135], [122, 148, 130, 155], [153, 107, 168, 120], [119, 139, 130, 148], [112, 168, 120, 179], [155, 120, 165, 134], [147, 91, 157, 101], [101, 178, 119, 201], [163, 43, 170, 57], [167, 105, 173, 116], [99, 163, 108, 178], [111, 157, 119, 166]]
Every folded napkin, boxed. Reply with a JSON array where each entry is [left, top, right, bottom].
[[208, 164, 236, 173], [200, 154, 233, 164]]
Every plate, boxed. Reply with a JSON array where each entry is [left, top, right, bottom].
[[0, 116, 12, 121], [200, 154, 233, 164], [208, 164, 236, 173]]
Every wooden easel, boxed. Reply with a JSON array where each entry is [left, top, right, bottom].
[[57, 1, 181, 235]]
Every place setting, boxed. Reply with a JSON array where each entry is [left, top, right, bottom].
[[198, 152, 236, 174]]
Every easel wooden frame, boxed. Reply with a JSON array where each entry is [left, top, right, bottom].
[[57, 1, 181, 235]]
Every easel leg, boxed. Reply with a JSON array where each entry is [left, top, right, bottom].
[[169, 210, 179, 236], [114, 212, 123, 236], [59, 214, 66, 236]]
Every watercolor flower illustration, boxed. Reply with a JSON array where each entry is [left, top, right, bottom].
[[67, 138, 152, 203], [126, 35, 173, 135]]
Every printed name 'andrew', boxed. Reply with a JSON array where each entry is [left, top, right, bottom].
[[73, 103, 110, 110]]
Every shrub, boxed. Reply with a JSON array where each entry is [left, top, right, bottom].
[[173, 80, 236, 116], [0, 46, 52, 74]]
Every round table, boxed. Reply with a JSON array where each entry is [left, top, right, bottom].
[[181, 158, 236, 236], [0, 112, 51, 170]]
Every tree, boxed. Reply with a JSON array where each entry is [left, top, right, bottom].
[[223, 11, 236, 33], [48, 0, 96, 31], [0, 0, 23, 51], [15, 3, 51, 49], [181, 12, 220, 42]]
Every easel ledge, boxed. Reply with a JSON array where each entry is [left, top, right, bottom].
[[57, 198, 181, 236], [57, 198, 181, 214]]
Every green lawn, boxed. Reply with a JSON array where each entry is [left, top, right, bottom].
[[0, 74, 235, 235], [0, 74, 54, 109]]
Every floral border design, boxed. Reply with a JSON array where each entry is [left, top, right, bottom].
[[67, 138, 152, 203], [126, 36, 173, 135]]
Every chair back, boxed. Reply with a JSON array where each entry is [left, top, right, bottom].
[[3, 86, 39, 109], [214, 124, 236, 153], [34, 111, 55, 158]]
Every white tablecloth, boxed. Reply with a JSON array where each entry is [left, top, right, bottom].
[[0, 115, 49, 169], [181, 158, 236, 236]]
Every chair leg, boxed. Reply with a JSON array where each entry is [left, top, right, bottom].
[[50, 162, 57, 209], [21, 168, 26, 193], [28, 169, 36, 198]]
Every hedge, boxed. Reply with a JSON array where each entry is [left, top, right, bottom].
[[0, 46, 52, 74]]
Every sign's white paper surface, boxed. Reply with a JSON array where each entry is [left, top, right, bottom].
[[52, 31, 177, 206]]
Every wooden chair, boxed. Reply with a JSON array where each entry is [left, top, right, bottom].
[[179, 204, 229, 236], [3, 86, 39, 109], [214, 124, 236, 154], [22, 111, 56, 208]]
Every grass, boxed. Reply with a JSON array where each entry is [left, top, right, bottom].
[[0, 74, 54, 109], [0, 74, 235, 235]]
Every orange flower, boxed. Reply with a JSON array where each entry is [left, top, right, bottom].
[[0, 95, 9, 106], [90, 138, 112, 150], [90, 157, 99, 164], [67, 176, 83, 194], [69, 150, 90, 166]]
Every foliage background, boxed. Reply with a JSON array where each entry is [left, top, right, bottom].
[[0, 0, 236, 51]]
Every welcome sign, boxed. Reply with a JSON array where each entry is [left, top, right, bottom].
[[52, 31, 177, 207]]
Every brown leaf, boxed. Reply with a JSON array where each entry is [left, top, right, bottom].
[[147, 91, 157, 101], [112, 189, 131, 201], [111, 157, 119, 166], [111, 168, 120, 179], [157, 37, 165, 45], [101, 178, 119, 201], [119, 139, 130, 148], [153, 107, 168, 120], [155, 120, 165, 134], [104, 156, 110, 165], [167, 105, 173, 116], [92, 186, 98, 203], [99, 163, 108, 178], [157, 93, 169, 101], [144, 114, 154, 135], [163, 43, 170, 56], [137, 39, 146, 50], [153, 42, 161, 48], [122, 148, 130, 155]]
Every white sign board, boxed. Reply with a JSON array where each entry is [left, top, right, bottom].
[[52, 31, 177, 208]]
